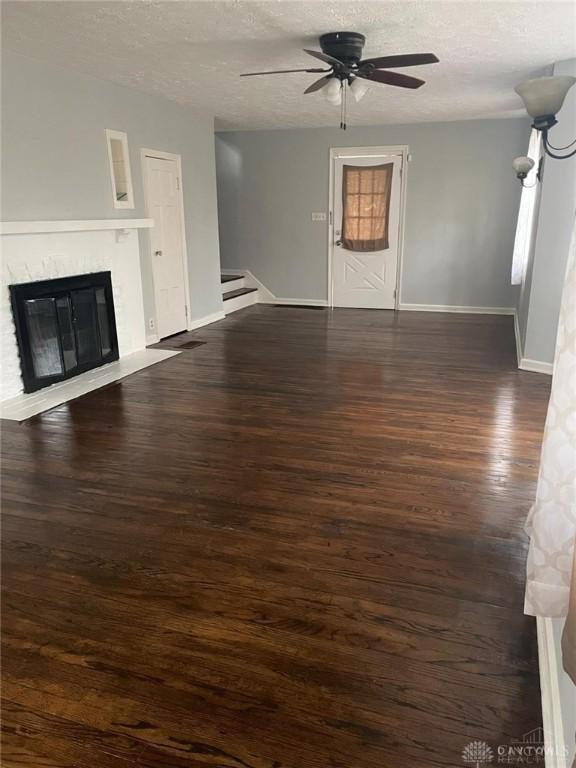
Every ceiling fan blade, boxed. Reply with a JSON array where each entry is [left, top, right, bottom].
[[303, 48, 343, 68], [357, 69, 425, 89], [359, 53, 439, 69], [240, 68, 328, 77], [304, 75, 332, 94]]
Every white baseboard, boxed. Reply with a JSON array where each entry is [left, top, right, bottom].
[[220, 275, 517, 315], [537, 617, 568, 768], [519, 358, 554, 375], [188, 310, 226, 331], [146, 311, 225, 344], [398, 303, 516, 315], [263, 297, 329, 307], [513, 310, 553, 375]]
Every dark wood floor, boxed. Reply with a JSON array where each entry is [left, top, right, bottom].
[[2, 307, 552, 768]]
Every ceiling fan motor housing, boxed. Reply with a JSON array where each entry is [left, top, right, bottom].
[[319, 32, 366, 67]]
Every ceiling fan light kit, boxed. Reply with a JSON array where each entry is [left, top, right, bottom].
[[324, 76, 343, 105], [350, 77, 370, 103], [513, 74, 576, 182], [241, 31, 439, 130]]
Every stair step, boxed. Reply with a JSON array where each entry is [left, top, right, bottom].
[[221, 274, 241, 284], [223, 287, 258, 301], [221, 276, 245, 296]]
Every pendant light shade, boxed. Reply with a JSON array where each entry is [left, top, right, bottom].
[[512, 156, 535, 175], [350, 77, 370, 102], [324, 77, 342, 105], [515, 76, 576, 122], [511, 74, 576, 167]]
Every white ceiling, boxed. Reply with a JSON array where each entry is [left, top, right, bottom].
[[3, 0, 576, 130]]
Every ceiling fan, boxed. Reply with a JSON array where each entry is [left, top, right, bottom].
[[241, 32, 439, 129]]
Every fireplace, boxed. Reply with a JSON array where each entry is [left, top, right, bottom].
[[10, 272, 119, 393]]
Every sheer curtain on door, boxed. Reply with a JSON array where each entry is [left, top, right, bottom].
[[341, 163, 393, 252]]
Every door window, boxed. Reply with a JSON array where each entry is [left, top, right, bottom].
[[341, 163, 393, 252]]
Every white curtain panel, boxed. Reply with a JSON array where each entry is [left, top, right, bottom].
[[525, 216, 576, 617], [511, 130, 542, 286]]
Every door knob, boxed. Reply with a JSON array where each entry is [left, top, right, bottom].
[[335, 240, 342, 246]]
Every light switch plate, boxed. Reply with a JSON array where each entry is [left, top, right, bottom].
[[312, 212, 327, 221]]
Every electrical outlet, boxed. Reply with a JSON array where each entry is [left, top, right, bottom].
[[148, 318, 155, 330]]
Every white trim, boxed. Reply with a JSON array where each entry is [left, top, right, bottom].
[[0, 219, 153, 235], [140, 149, 193, 334], [146, 333, 159, 346], [514, 310, 553, 374], [218, 272, 524, 317], [328, 145, 409, 310], [187, 310, 225, 331], [537, 617, 568, 768], [519, 358, 554, 375], [514, 310, 524, 367], [221, 269, 276, 303], [262, 297, 329, 307], [398, 303, 516, 315], [223, 269, 328, 306], [330, 145, 410, 159], [105, 129, 135, 210], [223, 290, 258, 315], [243, 270, 275, 303], [327, 153, 334, 307]]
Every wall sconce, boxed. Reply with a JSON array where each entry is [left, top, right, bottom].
[[512, 155, 543, 187], [515, 75, 576, 160]]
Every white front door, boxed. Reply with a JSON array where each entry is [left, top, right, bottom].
[[331, 152, 403, 309], [144, 155, 188, 339]]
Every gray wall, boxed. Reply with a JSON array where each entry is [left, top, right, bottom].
[[520, 58, 576, 364], [1, 50, 223, 327], [216, 119, 529, 306]]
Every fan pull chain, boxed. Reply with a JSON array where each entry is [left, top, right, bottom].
[[339, 80, 348, 130]]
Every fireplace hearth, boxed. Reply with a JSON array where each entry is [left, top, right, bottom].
[[10, 272, 119, 393]]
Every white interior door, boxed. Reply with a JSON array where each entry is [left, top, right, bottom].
[[144, 155, 188, 339], [331, 152, 403, 309]]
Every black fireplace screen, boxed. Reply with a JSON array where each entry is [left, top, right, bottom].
[[10, 272, 119, 393]]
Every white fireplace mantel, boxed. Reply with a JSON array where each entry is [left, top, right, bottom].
[[0, 219, 154, 236], [1, 221, 151, 401]]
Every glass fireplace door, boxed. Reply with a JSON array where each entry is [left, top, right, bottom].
[[71, 288, 102, 367], [11, 272, 119, 393], [23, 298, 65, 380]]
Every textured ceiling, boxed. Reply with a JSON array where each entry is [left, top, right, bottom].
[[3, 0, 576, 130]]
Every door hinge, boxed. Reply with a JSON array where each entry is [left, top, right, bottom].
[[185, 304, 188, 318], [329, 211, 333, 225], [393, 289, 397, 299], [176, 176, 180, 191]]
